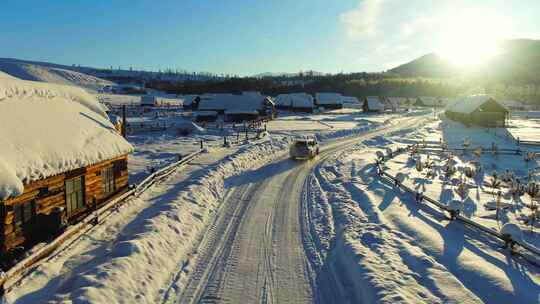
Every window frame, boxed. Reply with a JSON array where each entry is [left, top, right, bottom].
[[65, 175, 85, 216], [102, 166, 116, 197], [13, 201, 36, 226]]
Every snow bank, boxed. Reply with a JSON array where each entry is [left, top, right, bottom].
[[8, 136, 291, 303], [0, 79, 133, 200]]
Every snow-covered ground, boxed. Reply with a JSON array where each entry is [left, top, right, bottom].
[[509, 111, 540, 142], [382, 118, 540, 248], [309, 117, 540, 303], [5, 104, 423, 303], [8, 103, 540, 303]]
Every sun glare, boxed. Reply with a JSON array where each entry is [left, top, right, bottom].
[[437, 11, 507, 69]]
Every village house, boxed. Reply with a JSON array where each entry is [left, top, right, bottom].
[[415, 96, 442, 108], [196, 92, 275, 123], [315, 92, 343, 109], [0, 78, 133, 259], [363, 96, 385, 113], [445, 94, 509, 127], [274, 93, 315, 112]]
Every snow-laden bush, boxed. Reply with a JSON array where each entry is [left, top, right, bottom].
[[500, 223, 523, 243], [448, 200, 463, 212]]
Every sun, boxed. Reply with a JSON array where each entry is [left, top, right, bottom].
[[436, 11, 507, 69]]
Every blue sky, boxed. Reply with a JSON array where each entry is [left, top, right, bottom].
[[2, 0, 539, 76]]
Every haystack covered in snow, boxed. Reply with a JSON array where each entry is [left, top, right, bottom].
[[363, 96, 385, 113], [0, 78, 133, 256], [315, 92, 343, 109], [445, 94, 509, 127], [175, 120, 205, 135]]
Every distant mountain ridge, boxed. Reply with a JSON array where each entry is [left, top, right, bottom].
[[388, 39, 540, 81], [252, 71, 325, 78]]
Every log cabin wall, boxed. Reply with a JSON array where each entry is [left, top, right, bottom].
[[1, 155, 129, 257]]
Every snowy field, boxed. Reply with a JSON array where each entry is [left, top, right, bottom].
[[7, 87, 540, 303], [5, 100, 428, 303], [308, 118, 540, 303], [382, 118, 540, 248], [508, 111, 540, 142]]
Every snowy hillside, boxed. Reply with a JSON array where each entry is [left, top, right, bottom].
[[0, 58, 114, 92]]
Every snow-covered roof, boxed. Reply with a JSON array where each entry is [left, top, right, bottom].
[[417, 96, 440, 106], [224, 110, 259, 115], [195, 111, 218, 116], [275, 93, 314, 108], [315, 93, 343, 105], [342, 96, 359, 103], [0, 79, 133, 200], [386, 97, 409, 104], [365, 96, 385, 111], [198, 93, 270, 111], [445, 94, 507, 114], [500, 99, 529, 110]]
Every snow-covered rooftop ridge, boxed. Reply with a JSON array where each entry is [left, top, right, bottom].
[[0, 79, 133, 200], [198, 92, 270, 111], [445, 94, 506, 114], [316, 92, 343, 105], [274, 93, 314, 108], [342, 96, 359, 103], [365, 96, 385, 110]]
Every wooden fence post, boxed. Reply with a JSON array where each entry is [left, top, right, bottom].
[[92, 196, 98, 225]]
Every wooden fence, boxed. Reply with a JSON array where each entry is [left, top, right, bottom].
[[375, 144, 540, 264], [0, 150, 204, 295]]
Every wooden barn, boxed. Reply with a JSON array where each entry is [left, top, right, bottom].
[[445, 95, 509, 127], [0, 79, 133, 259], [363, 96, 385, 113]]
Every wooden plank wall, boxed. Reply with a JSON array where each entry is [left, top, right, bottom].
[[1, 155, 129, 255]]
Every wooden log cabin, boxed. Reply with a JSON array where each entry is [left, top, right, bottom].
[[0, 78, 133, 262]]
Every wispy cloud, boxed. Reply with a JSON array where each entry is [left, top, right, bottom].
[[340, 0, 383, 39]]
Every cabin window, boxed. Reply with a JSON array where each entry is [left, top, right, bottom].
[[102, 166, 116, 197], [65, 176, 85, 216], [14, 201, 35, 226]]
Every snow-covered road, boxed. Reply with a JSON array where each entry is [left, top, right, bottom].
[[176, 116, 427, 304]]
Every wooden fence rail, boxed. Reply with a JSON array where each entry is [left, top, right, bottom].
[[0, 149, 204, 294]]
